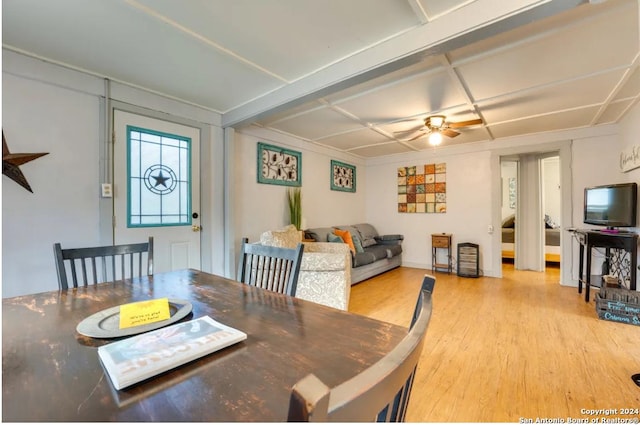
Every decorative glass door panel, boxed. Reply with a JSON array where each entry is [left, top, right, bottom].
[[127, 126, 191, 227], [114, 110, 201, 272]]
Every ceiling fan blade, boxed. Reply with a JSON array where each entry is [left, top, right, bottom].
[[442, 129, 460, 138], [448, 119, 483, 128]]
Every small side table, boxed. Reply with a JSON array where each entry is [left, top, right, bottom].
[[432, 233, 452, 274]]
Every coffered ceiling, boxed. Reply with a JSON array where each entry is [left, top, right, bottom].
[[3, 0, 639, 157]]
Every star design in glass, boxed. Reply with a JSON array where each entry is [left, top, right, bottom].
[[151, 170, 170, 188]]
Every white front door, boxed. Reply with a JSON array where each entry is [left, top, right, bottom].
[[114, 110, 201, 272]]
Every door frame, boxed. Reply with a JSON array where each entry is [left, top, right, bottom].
[[491, 140, 573, 285], [100, 100, 214, 272]]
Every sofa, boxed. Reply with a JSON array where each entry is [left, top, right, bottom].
[[304, 223, 403, 285], [257, 225, 352, 311]]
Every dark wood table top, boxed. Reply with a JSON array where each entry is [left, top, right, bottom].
[[2, 269, 406, 422]]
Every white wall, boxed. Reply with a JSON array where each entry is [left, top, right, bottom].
[[364, 127, 624, 281], [233, 126, 366, 247], [2, 71, 100, 296], [542, 156, 561, 226], [618, 101, 640, 291], [366, 148, 494, 274], [619, 100, 640, 185], [2, 50, 225, 297]]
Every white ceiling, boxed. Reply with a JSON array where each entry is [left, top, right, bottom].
[[3, 0, 639, 158]]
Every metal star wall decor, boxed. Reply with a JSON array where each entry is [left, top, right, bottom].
[[2, 131, 49, 193]]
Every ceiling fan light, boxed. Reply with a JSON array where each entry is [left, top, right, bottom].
[[428, 131, 442, 146], [426, 115, 445, 128]]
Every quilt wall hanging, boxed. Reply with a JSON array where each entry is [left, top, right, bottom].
[[398, 163, 446, 213]]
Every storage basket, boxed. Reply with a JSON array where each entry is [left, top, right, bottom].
[[595, 287, 640, 327]]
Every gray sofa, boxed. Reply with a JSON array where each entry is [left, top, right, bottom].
[[304, 223, 403, 285]]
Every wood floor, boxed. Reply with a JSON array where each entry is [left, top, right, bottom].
[[348, 264, 640, 423]]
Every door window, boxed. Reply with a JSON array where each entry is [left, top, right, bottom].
[[127, 126, 192, 227]]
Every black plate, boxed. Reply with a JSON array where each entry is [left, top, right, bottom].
[[76, 299, 193, 338]]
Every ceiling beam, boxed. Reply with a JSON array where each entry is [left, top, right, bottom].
[[222, 0, 588, 128]]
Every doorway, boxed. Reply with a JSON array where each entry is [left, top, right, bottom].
[[113, 109, 202, 272], [499, 153, 561, 273]]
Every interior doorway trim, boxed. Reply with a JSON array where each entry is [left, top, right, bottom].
[[491, 140, 573, 286], [103, 100, 214, 273]]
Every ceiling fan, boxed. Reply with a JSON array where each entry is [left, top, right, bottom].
[[396, 115, 483, 145]]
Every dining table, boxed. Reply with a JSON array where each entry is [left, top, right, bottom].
[[2, 268, 407, 422]]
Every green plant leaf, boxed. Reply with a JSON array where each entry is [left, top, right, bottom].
[[287, 187, 302, 230]]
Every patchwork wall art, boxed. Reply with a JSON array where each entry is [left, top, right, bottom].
[[257, 142, 301, 187], [330, 160, 356, 192], [398, 163, 447, 213]]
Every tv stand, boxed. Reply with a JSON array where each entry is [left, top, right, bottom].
[[575, 230, 638, 302]]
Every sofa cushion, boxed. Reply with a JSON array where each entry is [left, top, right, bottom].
[[333, 229, 355, 254], [353, 223, 379, 247], [363, 245, 389, 262], [353, 251, 376, 268], [260, 224, 301, 248], [305, 227, 334, 243]]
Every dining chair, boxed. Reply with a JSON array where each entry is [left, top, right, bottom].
[[53, 237, 154, 290], [237, 237, 305, 296], [287, 274, 436, 422]]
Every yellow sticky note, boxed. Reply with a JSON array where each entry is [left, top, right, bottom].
[[119, 298, 171, 329]]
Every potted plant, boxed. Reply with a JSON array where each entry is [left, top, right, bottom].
[[287, 187, 302, 230]]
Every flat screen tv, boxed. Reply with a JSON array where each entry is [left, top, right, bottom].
[[583, 182, 638, 228]]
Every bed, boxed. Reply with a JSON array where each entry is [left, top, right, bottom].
[[501, 214, 561, 262]]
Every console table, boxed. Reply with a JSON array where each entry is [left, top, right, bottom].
[[574, 230, 638, 302]]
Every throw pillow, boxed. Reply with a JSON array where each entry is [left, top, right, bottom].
[[333, 228, 355, 254], [352, 235, 364, 253], [327, 233, 344, 243], [260, 224, 302, 248]]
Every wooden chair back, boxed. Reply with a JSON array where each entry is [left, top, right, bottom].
[[287, 274, 436, 422], [237, 238, 304, 296], [53, 237, 154, 290]]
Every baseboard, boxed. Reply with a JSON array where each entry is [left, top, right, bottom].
[[401, 261, 429, 270]]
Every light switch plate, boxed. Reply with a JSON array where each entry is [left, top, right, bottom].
[[101, 183, 112, 198]]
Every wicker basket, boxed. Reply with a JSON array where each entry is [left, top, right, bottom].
[[595, 287, 640, 327]]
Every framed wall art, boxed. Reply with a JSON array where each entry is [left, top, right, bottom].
[[330, 160, 356, 192], [398, 163, 446, 213], [508, 177, 516, 209], [257, 142, 301, 187]]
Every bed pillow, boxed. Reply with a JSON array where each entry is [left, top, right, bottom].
[[544, 214, 560, 229], [502, 215, 515, 228]]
